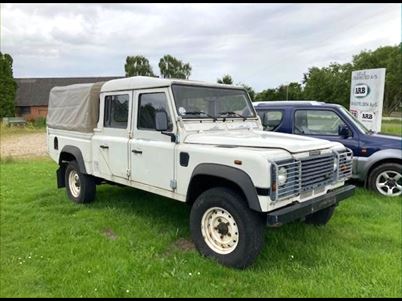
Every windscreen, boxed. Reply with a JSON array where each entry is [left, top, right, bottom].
[[171, 84, 256, 119]]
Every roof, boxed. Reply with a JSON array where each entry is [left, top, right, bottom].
[[15, 76, 123, 106], [253, 100, 331, 107], [101, 76, 243, 92]]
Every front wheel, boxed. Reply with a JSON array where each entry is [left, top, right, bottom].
[[190, 187, 265, 269], [65, 161, 96, 203], [368, 163, 402, 197]]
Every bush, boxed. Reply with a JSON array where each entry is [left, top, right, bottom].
[[33, 117, 46, 128]]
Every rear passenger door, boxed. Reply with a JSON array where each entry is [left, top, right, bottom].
[[92, 91, 132, 179]]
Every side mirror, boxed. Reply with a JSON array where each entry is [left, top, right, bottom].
[[155, 111, 168, 132], [338, 124, 352, 138]]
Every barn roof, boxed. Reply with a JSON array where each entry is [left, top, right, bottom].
[[15, 76, 123, 106]]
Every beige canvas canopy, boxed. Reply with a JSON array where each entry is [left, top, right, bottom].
[[47, 82, 104, 132]]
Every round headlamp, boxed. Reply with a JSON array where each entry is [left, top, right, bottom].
[[278, 167, 288, 186]]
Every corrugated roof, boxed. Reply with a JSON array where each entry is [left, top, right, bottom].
[[15, 76, 123, 106]]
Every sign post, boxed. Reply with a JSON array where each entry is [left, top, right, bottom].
[[349, 68, 386, 132]]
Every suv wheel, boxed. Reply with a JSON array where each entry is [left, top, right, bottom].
[[368, 163, 402, 197], [65, 161, 96, 203], [190, 187, 265, 269]]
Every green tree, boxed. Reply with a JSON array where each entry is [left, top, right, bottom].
[[238, 83, 256, 101], [352, 44, 401, 115], [302, 63, 352, 107], [159, 55, 191, 79], [217, 74, 233, 85], [0, 52, 17, 118], [255, 82, 304, 101], [124, 55, 155, 77]]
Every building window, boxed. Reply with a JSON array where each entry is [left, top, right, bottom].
[[19, 106, 31, 115]]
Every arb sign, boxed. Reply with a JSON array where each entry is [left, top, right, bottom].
[[349, 68, 386, 132]]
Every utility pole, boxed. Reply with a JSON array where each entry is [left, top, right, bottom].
[[286, 84, 289, 100]]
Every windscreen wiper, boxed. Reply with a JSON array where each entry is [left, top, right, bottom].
[[218, 111, 247, 121], [183, 111, 217, 121]]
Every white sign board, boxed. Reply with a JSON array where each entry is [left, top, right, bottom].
[[349, 68, 386, 132]]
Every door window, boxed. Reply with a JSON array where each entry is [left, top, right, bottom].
[[294, 110, 345, 135], [104, 94, 129, 129], [257, 110, 283, 131], [137, 93, 173, 131]]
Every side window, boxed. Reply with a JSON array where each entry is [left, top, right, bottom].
[[104, 94, 129, 129], [294, 110, 345, 135], [137, 93, 173, 131], [257, 110, 283, 131]]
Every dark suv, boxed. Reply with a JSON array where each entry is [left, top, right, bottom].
[[253, 101, 402, 197]]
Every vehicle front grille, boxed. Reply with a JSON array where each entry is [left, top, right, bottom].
[[270, 149, 353, 202], [300, 154, 335, 191]]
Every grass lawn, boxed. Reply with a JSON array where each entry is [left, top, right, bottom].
[[0, 158, 401, 297], [381, 119, 401, 136]]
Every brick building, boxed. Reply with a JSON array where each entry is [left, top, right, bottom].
[[15, 76, 123, 120]]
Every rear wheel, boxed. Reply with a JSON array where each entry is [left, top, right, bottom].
[[65, 161, 96, 203], [304, 205, 336, 226], [190, 187, 265, 269], [368, 163, 402, 197]]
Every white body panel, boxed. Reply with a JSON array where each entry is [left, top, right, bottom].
[[47, 76, 351, 213]]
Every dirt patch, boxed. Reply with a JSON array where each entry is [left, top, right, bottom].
[[102, 228, 118, 240], [164, 238, 195, 256], [0, 133, 47, 158]]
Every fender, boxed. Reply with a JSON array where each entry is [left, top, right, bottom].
[[188, 163, 263, 212], [59, 145, 87, 174], [357, 148, 402, 180]]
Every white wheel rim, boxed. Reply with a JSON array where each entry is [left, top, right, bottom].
[[376, 170, 402, 197], [201, 207, 239, 255], [68, 170, 81, 198]]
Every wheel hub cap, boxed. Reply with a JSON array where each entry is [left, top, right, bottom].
[[376, 170, 402, 197], [69, 170, 81, 198], [201, 207, 239, 254]]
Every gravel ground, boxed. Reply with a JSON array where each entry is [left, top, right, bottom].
[[0, 132, 48, 158]]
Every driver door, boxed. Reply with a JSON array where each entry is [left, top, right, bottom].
[[129, 88, 176, 191]]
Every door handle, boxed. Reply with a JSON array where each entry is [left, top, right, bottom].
[[132, 150, 143, 154], [100, 145, 109, 149]]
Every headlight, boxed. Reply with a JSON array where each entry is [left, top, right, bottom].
[[278, 167, 287, 186], [333, 160, 338, 171]]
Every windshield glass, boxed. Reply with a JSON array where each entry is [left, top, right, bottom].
[[171, 84, 256, 119], [339, 105, 371, 134]]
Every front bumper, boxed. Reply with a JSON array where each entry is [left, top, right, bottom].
[[266, 184, 355, 226]]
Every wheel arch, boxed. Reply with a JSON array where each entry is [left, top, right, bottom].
[[365, 157, 402, 187], [59, 145, 87, 174], [186, 163, 263, 212], [56, 145, 87, 188]]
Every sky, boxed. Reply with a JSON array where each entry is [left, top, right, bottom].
[[1, 3, 400, 92]]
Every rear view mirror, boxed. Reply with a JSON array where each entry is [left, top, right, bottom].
[[155, 111, 168, 131], [338, 124, 352, 138]]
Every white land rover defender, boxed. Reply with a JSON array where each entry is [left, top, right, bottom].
[[47, 76, 355, 268]]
